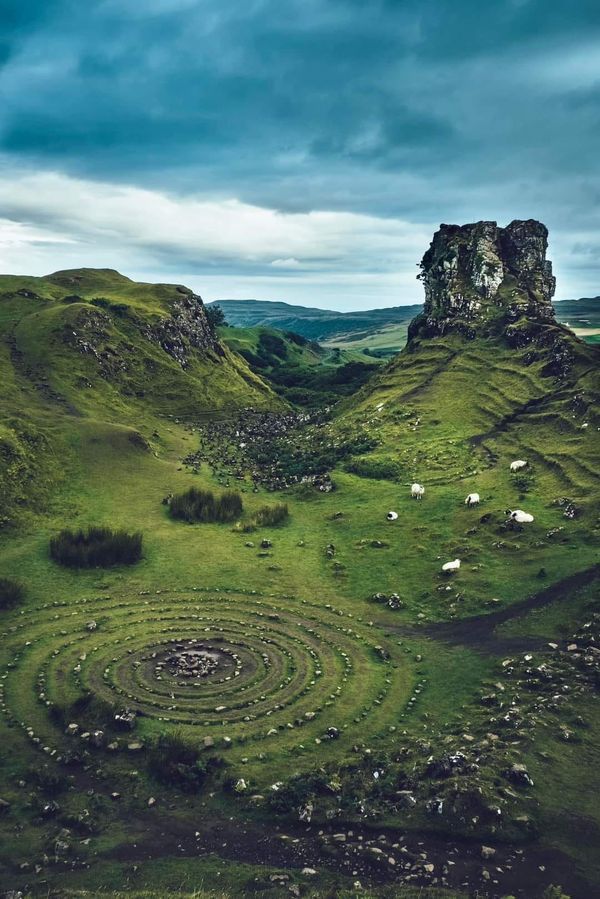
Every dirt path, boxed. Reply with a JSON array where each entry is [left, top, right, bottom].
[[103, 801, 600, 899], [382, 564, 600, 654]]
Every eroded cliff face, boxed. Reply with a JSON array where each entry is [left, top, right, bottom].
[[147, 288, 223, 367], [409, 219, 556, 341]]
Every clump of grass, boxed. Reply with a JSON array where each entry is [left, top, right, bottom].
[[147, 732, 209, 791], [0, 577, 25, 610], [169, 487, 243, 523], [50, 526, 142, 568], [252, 503, 289, 527], [0, 578, 25, 608], [345, 457, 400, 480]]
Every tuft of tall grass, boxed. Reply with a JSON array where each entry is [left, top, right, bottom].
[[252, 503, 289, 527], [169, 487, 243, 523], [147, 732, 209, 791], [0, 577, 25, 609], [50, 527, 142, 568]]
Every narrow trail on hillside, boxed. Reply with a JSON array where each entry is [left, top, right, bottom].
[[383, 564, 600, 653]]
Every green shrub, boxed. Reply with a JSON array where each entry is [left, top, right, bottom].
[[148, 732, 208, 791], [0, 578, 25, 609], [258, 331, 288, 359], [90, 297, 129, 316], [253, 503, 289, 527], [543, 888, 571, 899], [345, 457, 400, 480], [205, 304, 227, 329], [50, 527, 142, 568], [169, 487, 243, 523]]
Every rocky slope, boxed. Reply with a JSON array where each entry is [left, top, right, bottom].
[[0, 269, 281, 526], [341, 219, 599, 495], [405, 220, 592, 381]]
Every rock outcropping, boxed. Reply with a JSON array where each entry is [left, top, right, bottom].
[[409, 220, 556, 342], [147, 288, 223, 367]]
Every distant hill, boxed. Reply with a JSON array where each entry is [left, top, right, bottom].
[[208, 299, 421, 350], [218, 324, 381, 408], [210, 296, 600, 355]]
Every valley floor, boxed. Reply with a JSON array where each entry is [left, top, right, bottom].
[[0, 394, 599, 899]]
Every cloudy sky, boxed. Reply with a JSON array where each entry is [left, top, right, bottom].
[[1, 0, 599, 308]]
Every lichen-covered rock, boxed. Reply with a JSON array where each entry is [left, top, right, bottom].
[[409, 219, 556, 341]]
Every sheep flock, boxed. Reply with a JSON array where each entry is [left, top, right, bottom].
[[387, 461, 535, 574]]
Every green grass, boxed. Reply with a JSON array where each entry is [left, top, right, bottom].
[[0, 274, 598, 897]]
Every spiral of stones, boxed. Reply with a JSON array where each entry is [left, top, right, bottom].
[[0, 589, 412, 774]]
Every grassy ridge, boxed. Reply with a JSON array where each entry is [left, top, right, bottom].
[[0, 269, 281, 528]]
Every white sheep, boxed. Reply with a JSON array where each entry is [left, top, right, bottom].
[[442, 559, 461, 573], [510, 460, 528, 472], [387, 511, 398, 521], [506, 509, 534, 524], [411, 483, 425, 500], [465, 492, 480, 506]]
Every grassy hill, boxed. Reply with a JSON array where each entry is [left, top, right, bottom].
[[0, 269, 279, 527]]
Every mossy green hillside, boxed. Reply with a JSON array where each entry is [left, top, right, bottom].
[[219, 323, 381, 407], [0, 269, 598, 898]]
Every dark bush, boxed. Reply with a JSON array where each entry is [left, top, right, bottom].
[[61, 294, 84, 304], [90, 297, 129, 316], [147, 732, 208, 791], [50, 692, 118, 732], [284, 330, 308, 346], [0, 578, 25, 609], [28, 765, 69, 796], [206, 304, 227, 329], [239, 349, 269, 369], [345, 458, 400, 481], [513, 473, 534, 494], [169, 487, 242, 523], [253, 503, 289, 527], [258, 331, 288, 359], [90, 297, 112, 309], [50, 527, 142, 568]]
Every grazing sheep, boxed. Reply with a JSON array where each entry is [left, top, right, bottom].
[[510, 460, 528, 472], [465, 492, 480, 506], [506, 509, 534, 524], [411, 483, 425, 500], [387, 511, 398, 521], [442, 558, 461, 573]]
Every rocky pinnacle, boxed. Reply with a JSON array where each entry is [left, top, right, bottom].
[[409, 219, 556, 340]]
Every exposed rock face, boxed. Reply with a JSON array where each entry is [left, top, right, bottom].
[[147, 289, 222, 367], [409, 220, 556, 341]]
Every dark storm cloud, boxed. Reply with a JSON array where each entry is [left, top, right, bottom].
[[0, 0, 599, 303]]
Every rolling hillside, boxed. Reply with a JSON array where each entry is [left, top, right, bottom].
[[0, 268, 280, 527], [218, 324, 381, 407]]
